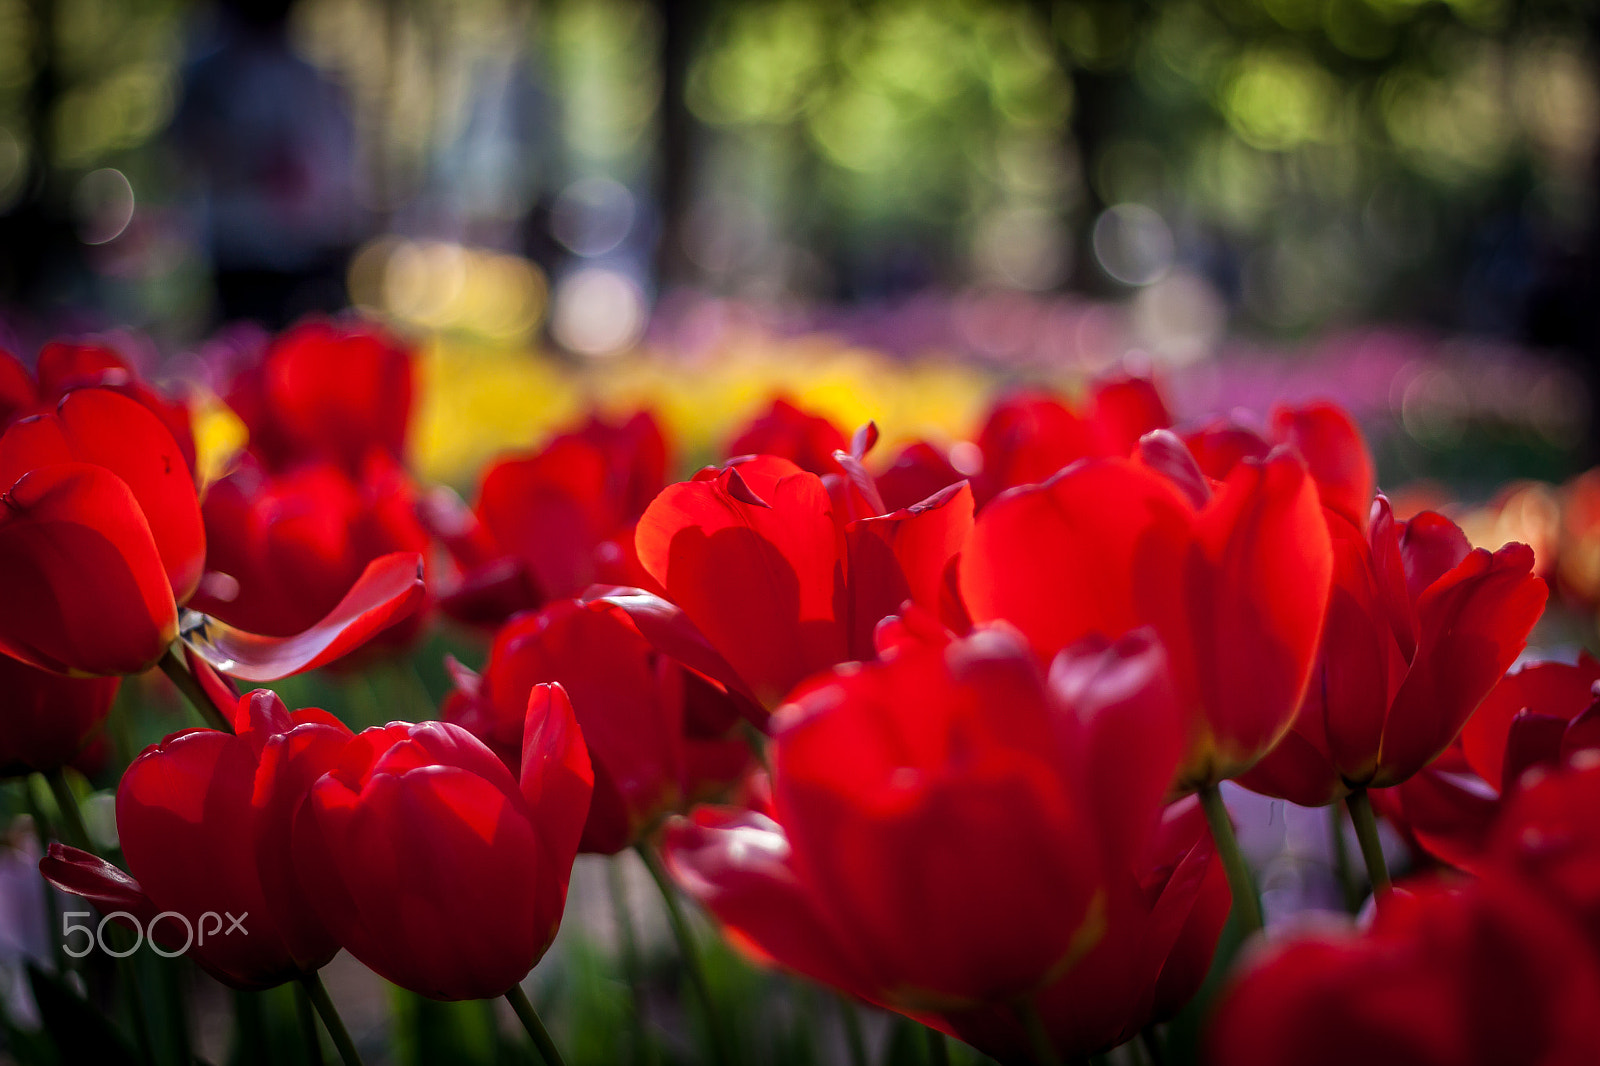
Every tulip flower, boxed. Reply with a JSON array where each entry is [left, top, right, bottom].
[[187, 451, 433, 649], [970, 376, 1170, 504], [0, 339, 197, 472], [1485, 762, 1600, 952], [444, 599, 748, 854], [437, 411, 669, 628], [874, 440, 967, 513], [1373, 655, 1600, 867], [663, 626, 1201, 1035], [1186, 401, 1375, 526], [934, 798, 1229, 1060], [725, 397, 848, 476], [1237, 500, 1546, 807], [627, 453, 973, 710], [0, 383, 425, 682], [0, 656, 118, 777], [225, 318, 414, 473], [960, 438, 1333, 787], [1207, 875, 1600, 1066], [0, 387, 206, 675], [40, 690, 351, 988], [291, 692, 592, 1000]]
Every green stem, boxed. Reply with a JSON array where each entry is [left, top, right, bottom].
[[1015, 998, 1061, 1066], [43, 772, 154, 1065], [607, 856, 652, 1065], [293, 984, 324, 1065], [1329, 802, 1361, 914], [158, 955, 193, 1066], [23, 783, 70, 976], [1345, 788, 1393, 901], [1198, 784, 1263, 936], [42, 769, 91, 852], [158, 647, 231, 732], [635, 842, 732, 1066], [840, 996, 868, 1066], [506, 982, 568, 1066], [299, 973, 364, 1066]]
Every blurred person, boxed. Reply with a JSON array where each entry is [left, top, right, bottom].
[[172, 0, 364, 327]]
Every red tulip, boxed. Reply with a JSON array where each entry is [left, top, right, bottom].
[[440, 412, 669, 628], [291, 693, 592, 1000], [444, 599, 748, 854], [960, 439, 1333, 786], [0, 388, 204, 674], [936, 798, 1229, 1060], [0, 655, 118, 776], [1207, 875, 1600, 1066], [1238, 500, 1545, 806], [663, 626, 1190, 1019], [33, 340, 198, 476], [874, 441, 966, 513], [726, 398, 848, 476], [39, 690, 350, 988], [0, 384, 426, 681], [1484, 762, 1600, 952], [1187, 402, 1375, 527], [971, 377, 1170, 504], [631, 454, 973, 709], [1460, 654, 1600, 792], [187, 451, 433, 649], [226, 318, 413, 473], [1370, 655, 1600, 868]]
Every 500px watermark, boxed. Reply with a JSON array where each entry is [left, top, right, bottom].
[[62, 911, 247, 958]]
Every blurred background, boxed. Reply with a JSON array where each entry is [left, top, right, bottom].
[[0, 0, 1597, 481], [2, 3, 1600, 1062]]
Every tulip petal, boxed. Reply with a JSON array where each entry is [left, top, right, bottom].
[[845, 482, 974, 658], [1188, 451, 1333, 780], [636, 456, 847, 705], [0, 388, 205, 602], [581, 585, 764, 717], [1048, 629, 1185, 870], [1268, 402, 1375, 526], [1459, 656, 1600, 791], [662, 808, 881, 1001], [0, 462, 178, 675], [960, 458, 1193, 663], [1376, 544, 1545, 785], [521, 683, 594, 937], [179, 551, 425, 681]]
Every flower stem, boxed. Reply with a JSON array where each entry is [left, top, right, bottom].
[[1329, 802, 1361, 914], [41, 771, 155, 1065], [299, 972, 364, 1066], [157, 647, 231, 732], [42, 769, 92, 852], [1198, 784, 1263, 936], [1345, 788, 1392, 901], [1015, 998, 1061, 1066], [635, 842, 732, 1066], [506, 983, 568, 1066], [292, 984, 324, 1065], [608, 856, 654, 1065]]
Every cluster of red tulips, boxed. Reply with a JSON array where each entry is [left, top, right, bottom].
[[2, 317, 1594, 1065]]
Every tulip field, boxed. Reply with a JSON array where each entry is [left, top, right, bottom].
[[3, 317, 1600, 1066]]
